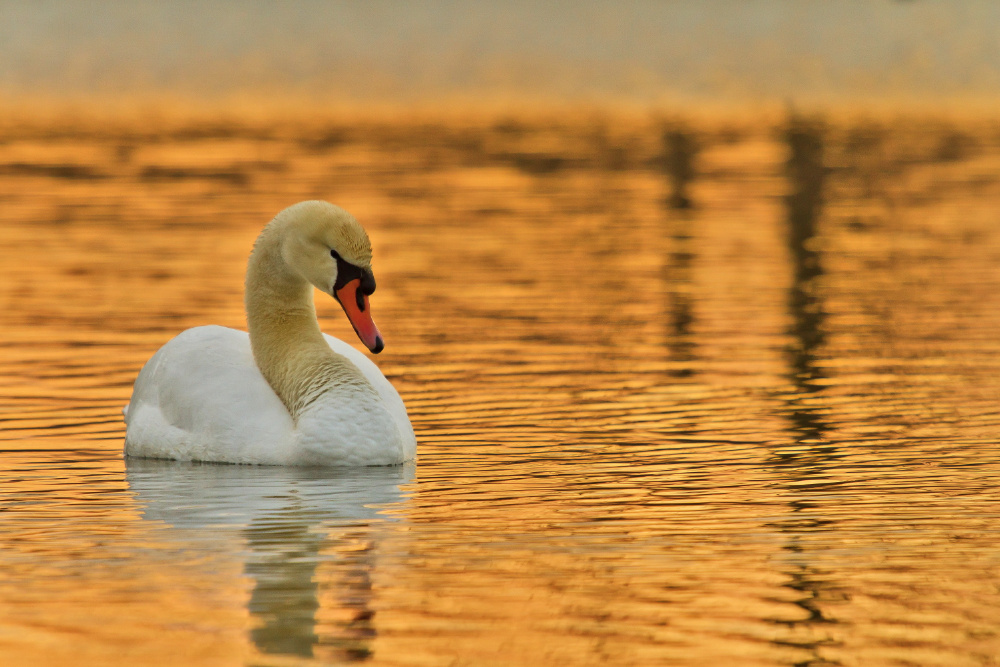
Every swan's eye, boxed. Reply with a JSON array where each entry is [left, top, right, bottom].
[[330, 249, 340, 260]]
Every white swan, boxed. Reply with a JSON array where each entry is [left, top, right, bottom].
[[123, 201, 416, 466]]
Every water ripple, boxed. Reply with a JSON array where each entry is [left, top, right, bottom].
[[1, 112, 999, 665]]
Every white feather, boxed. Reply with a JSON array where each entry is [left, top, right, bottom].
[[124, 326, 415, 465], [123, 202, 416, 466]]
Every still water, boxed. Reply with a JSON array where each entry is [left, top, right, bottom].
[[1, 110, 999, 665]]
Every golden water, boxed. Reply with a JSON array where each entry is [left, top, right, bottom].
[[1, 111, 1000, 665]]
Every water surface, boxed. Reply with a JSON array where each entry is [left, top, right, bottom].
[[1, 111, 1000, 665]]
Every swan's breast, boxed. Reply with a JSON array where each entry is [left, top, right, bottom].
[[322, 333, 417, 460], [294, 389, 407, 466]]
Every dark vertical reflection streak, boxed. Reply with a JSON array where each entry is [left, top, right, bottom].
[[766, 115, 844, 666], [784, 115, 830, 443], [664, 127, 697, 211], [666, 227, 696, 378], [662, 126, 698, 378]]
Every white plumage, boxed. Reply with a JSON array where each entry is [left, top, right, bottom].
[[123, 201, 416, 466]]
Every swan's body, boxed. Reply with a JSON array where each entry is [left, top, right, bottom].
[[124, 201, 416, 466]]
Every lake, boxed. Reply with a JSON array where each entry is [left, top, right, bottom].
[[1, 108, 999, 665]]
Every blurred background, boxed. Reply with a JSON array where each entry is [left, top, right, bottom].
[[1, 0, 999, 111]]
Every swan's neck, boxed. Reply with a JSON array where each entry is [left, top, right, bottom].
[[245, 227, 366, 418]]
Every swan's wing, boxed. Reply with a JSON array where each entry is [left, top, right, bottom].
[[125, 325, 295, 464], [322, 333, 417, 459]]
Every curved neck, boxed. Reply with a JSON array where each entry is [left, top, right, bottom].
[[245, 226, 347, 417]]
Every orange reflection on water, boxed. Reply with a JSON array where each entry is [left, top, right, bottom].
[[0, 454, 252, 666], [1, 108, 1000, 665]]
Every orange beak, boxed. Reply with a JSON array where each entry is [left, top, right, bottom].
[[335, 278, 384, 353]]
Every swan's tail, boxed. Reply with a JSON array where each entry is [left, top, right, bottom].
[[122, 403, 130, 423]]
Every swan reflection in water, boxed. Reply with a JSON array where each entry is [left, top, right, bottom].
[[126, 459, 414, 662]]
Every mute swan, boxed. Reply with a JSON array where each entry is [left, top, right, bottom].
[[123, 201, 416, 466]]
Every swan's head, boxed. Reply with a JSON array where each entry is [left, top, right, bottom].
[[277, 200, 383, 354]]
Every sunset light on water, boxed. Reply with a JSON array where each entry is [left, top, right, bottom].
[[2, 3, 1000, 666]]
